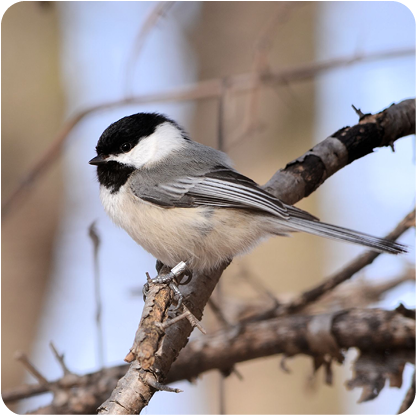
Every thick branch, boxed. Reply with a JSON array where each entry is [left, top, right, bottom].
[[263, 98, 416, 204], [166, 308, 415, 383], [5, 308, 414, 413]]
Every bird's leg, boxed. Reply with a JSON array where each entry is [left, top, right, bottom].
[[150, 261, 188, 310], [177, 268, 193, 286]]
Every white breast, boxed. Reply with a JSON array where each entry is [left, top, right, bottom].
[[99, 185, 213, 268], [99, 185, 279, 271]]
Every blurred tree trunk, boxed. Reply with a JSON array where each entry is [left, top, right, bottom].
[[1, 1, 64, 399], [189, 2, 344, 414]]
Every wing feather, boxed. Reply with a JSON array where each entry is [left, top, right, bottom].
[[130, 166, 318, 221]]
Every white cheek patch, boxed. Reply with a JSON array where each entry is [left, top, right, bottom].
[[108, 122, 186, 169]]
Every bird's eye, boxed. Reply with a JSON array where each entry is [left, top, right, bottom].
[[120, 143, 132, 153]]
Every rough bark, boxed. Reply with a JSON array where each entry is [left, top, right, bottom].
[[263, 98, 416, 204], [166, 308, 415, 383], [4, 308, 415, 414]]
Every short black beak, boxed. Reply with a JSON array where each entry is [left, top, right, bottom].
[[89, 155, 108, 166]]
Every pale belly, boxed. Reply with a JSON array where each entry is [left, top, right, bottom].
[[100, 185, 277, 271]]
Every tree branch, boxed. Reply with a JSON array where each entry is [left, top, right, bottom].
[[4, 308, 414, 414], [166, 308, 415, 383], [2, 50, 414, 219], [263, 98, 416, 204], [239, 208, 415, 323]]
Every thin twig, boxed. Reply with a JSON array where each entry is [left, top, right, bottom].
[[124, 2, 175, 96], [398, 370, 416, 414], [140, 370, 182, 393], [14, 351, 49, 386], [241, 2, 302, 139], [2, 48, 414, 220], [241, 209, 415, 323], [88, 221, 105, 369], [281, 208, 416, 315], [49, 342, 71, 375], [239, 265, 280, 305], [182, 304, 207, 334], [155, 305, 206, 334], [207, 298, 233, 328]]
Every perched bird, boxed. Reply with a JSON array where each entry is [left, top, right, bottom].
[[89, 113, 406, 273]]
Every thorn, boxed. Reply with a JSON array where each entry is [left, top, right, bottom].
[[88, 221, 100, 248], [124, 351, 136, 363], [232, 367, 244, 380], [351, 104, 365, 119], [49, 341, 71, 375], [183, 305, 206, 334], [324, 359, 333, 385], [14, 351, 49, 386], [207, 297, 232, 327], [154, 306, 206, 334], [280, 355, 292, 374], [142, 372, 182, 393]]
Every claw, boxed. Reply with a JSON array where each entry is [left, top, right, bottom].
[[142, 282, 150, 302], [149, 261, 188, 309], [169, 282, 183, 310]]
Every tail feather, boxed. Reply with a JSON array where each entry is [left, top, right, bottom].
[[283, 217, 407, 254]]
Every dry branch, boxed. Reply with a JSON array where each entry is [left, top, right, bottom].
[[239, 209, 415, 324], [233, 268, 415, 323], [263, 98, 416, 204], [282, 210, 415, 313], [124, 2, 175, 96], [4, 270, 412, 405], [166, 308, 415, 384], [4, 308, 414, 413], [2, 49, 414, 219]]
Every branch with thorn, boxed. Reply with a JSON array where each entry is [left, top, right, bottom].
[[5, 306, 414, 413]]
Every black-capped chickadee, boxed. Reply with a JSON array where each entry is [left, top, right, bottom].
[[89, 113, 406, 272]]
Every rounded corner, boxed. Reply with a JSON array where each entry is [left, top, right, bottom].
[[0, 393, 21, 416], [1, 1, 26, 26], [391, 0, 417, 25]]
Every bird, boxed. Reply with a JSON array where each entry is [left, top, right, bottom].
[[89, 112, 406, 273]]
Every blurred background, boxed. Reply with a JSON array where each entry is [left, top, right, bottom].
[[2, 1, 415, 414]]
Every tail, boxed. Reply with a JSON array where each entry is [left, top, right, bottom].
[[283, 217, 407, 254]]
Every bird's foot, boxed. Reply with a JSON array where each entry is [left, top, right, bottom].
[[150, 261, 188, 310]]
